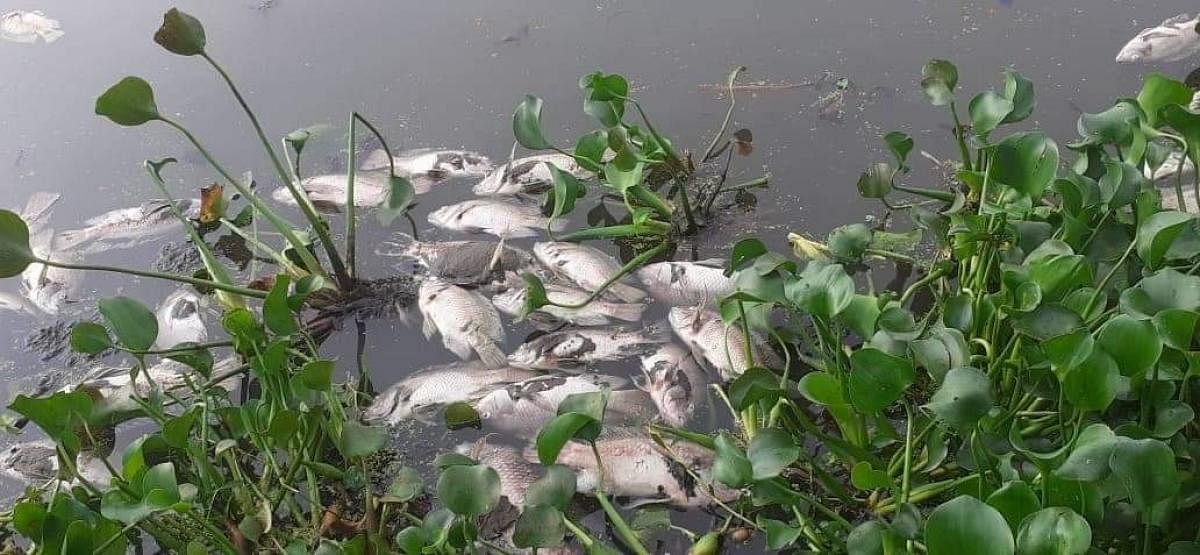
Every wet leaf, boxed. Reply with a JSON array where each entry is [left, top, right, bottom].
[[547, 163, 585, 224], [910, 327, 969, 382], [536, 413, 598, 466], [924, 495, 1014, 555], [0, 210, 35, 278], [263, 274, 297, 335], [526, 465, 576, 509], [713, 432, 753, 488], [1137, 73, 1190, 128], [991, 132, 1059, 199], [518, 272, 550, 318], [382, 467, 423, 503], [884, 131, 914, 168], [1072, 100, 1140, 148], [926, 367, 993, 431], [849, 347, 915, 413], [154, 8, 206, 56], [747, 428, 800, 480], [95, 77, 161, 127], [728, 367, 785, 410], [785, 262, 855, 319], [1096, 314, 1161, 376], [846, 520, 894, 555], [728, 238, 768, 274], [299, 360, 333, 391], [513, 95, 553, 150], [1108, 437, 1179, 514], [513, 505, 565, 548], [1055, 423, 1118, 482], [970, 91, 1014, 138], [986, 481, 1040, 534], [1014, 507, 1091, 555], [70, 322, 113, 354], [1001, 70, 1035, 124], [198, 184, 225, 224], [377, 174, 415, 226], [826, 223, 872, 262], [1061, 350, 1119, 412], [336, 422, 386, 459], [758, 517, 802, 550], [1137, 211, 1196, 270], [443, 402, 481, 430], [920, 59, 959, 106], [1153, 400, 1194, 438], [437, 463, 501, 516], [1153, 308, 1199, 350], [98, 296, 158, 351], [857, 162, 894, 199]]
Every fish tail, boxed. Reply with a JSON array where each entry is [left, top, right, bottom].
[[607, 282, 647, 303], [374, 232, 418, 258]]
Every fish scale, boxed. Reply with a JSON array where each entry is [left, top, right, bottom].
[[533, 241, 647, 302], [636, 259, 735, 306], [668, 306, 783, 380], [362, 362, 541, 424], [418, 280, 507, 368], [427, 198, 565, 238]]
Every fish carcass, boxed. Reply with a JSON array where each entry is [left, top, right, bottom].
[[1116, 13, 1200, 63], [56, 199, 200, 254], [474, 374, 654, 436], [362, 362, 541, 424], [0, 10, 63, 44], [360, 148, 494, 178], [667, 306, 783, 380], [427, 197, 566, 238], [507, 325, 670, 370], [418, 279, 508, 367], [639, 343, 708, 427], [153, 288, 208, 349], [472, 153, 594, 196], [375, 232, 533, 286], [492, 279, 645, 327], [533, 242, 646, 302], [636, 259, 736, 306]]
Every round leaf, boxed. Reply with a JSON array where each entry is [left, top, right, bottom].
[[0, 210, 35, 278], [1001, 70, 1035, 124], [98, 296, 158, 351], [336, 422, 386, 459], [513, 505, 566, 548], [712, 432, 753, 488], [991, 132, 1059, 199], [1108, 438, 1180, 514], [437, 464, 501, 516], [924, 495, 1015, 555], [1096, 314, 1162, 376], [513, 95, 553, 150], [526, 465, 576, 509], [153, 8, 206, 56], [987, 481, 1041, 534], [926, 367, 993, 431], [1055, 423, 1119, 482], [970, 91, 1014, 138], [1015, 507, 1091, 555], [1061, 350, 1119, 412], [849, 347, 915, 413], [69, 322, 113, 354], [1137, 211, 1197, 270], [920, 59, 959, 106], [95, 77, 161, 127], [747, 428, 800, 481]]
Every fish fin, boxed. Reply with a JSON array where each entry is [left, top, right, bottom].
[[359, 149, 392, 171], [421, 315, 438, 340], [310, 200, 343, 214], [1163, 12, 1193, 26], [473, 338, 509, 369], [443, 333, 475, 361], [19, 192, 60, 224], [606, 282, 647, 303], [606, 302, 645, 323], [374, 232, 418, 258]]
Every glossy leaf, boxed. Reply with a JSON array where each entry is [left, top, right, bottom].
[[857, 162, 893, 199], [1108, 438, 1179, 514], [98, 296, 158, 351], [1001, 70, 1035, 124], [849, 347, 915, 413], [1055, 423, 1118, 482], [970, 91, 1014, 138], [377, 175, 415, 226], [991, 132, 1059, 199], [299, 360, 333, 391], [437, 463, 501, 516], [154, 8, 206, 56], [526, 465, 576, 509], [1096, 314, 1161, 376], [263, 275, 297, 335], [785, 262, 855, 319], [69, 322, 112, 354], [924, 495, 1014, 555], [884, 131, 914, 168], [747, 428, 800, 480], [926, 367, 993, 431], [513, 95, 553, 150], [1061, 349, 1119, 411], [1153, 308, 1199, 350], [0, 210, 34, 278], [513, 505, 565, 548], [987, 481, 1041, 535], [547, 163, 585, 223], [1153, 400, 1194, 438], [1137, 211, 1196, 270], [1072, 100, 1139, 148], [1137, 73, 1191, 128], [851, 461, 893, 491], [336, 422, 386, 459], [95, 77, 161, 127], [920, 59, 959, 106], [713, 432, 753, 488], [910, 328, 969, 382]]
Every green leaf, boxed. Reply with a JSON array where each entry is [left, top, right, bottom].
[[153, 8, 206, 56], [728, 238, 768, 273], [712, 432, 753, 488], [1153, 400, 1194, 438], [437, 463, 501, 516], [758, 516, 804, 550], [986, 481, 1040, 534], [847, 520, 892, 555], [526, 465, 576, 510], [513, 95, 553, 150], [98, 296, 158, 351], [991, 132, 1059, 199], [518, 272, 551, 318], [910, 327, 969, 382], [69, 322, 113, 354], [382, 466, 423, 503], [602, 159, 643, 194], [536, 413, 598, 466], [851, 461, 893, 491], [797, 371, 846, 406], [848, 347, 915, 413], [1072, 100, 1140, 148], [747, 428, 800, 481], [1153, 309, 1199, 350], [443, 402, 481, 430], [95, 77, 161, 127], [547, 163, 585, 224], [884, 131, 914, 168], [263, 274, 297, 335], [1137, 211, 1196, 270], [970, 91, 1014, 138], [1001, 70, 1035, 124], [1056, 423, 1119, 482], [924, 495, 1015, 555], [1061, 349, 1119, 412], [857, 162, 894, 199], [1012, 303, 1083, 341], [1108, 438, 1179, 514], [785, 262, 855, 319], [336, 422, 386, 459], [377, 174, 415, 226], [574, 130, 608, 172], [1137, 73, 1191, 128], [926, 367, 993, 431], [513, 505, 566, 548], [1014, 507, 1091, 555], [299, 360, 334, 391], [163, 410, 199, 449], [728, 367, 785, 410], [920, 59, 959, 106], [826, 223, 872, 262], [1095, 314, 1162, 376], [0, 210, 34, 278]]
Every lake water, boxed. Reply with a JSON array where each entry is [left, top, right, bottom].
[[1, 0, 1196, 545]]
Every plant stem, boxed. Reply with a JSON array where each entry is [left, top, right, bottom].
[[702, 66, 747, 163], [557, 221, 671, 241], [41, 258, 267, 298], [344, 114, 359, 283], [900, 401, 915, 505], [1084, 239, 1136, 317], [589, 442, 650, 555], [948, 102, 973, 172]]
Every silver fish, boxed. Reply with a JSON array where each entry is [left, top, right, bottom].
[[0, 10, 63, 44], [492, 281, 645, 327], [374, 232, 533, 285], [154, 289, 208, 350], [1116, 13, 1200, 63], [636, 259, 735, 306], [57, 199, 200, 254], [472, 153, 592, 196], [428, 197, 565, 238], [360, 148, 495, 178], [668, 306, 782, 380], [533, 242, 646, 302], [73, 357, 240, 400], [419, 279, 508, 367], [271, 171, 439, 213], [639, 343, 708, 427], [1146, 149, 1197, 186], [507, 325, 670, 370], [0, 440, 109, 489], [18, 192, 80, 315], [0, 292, 33, 314], [475, 374, 651, 436], [362, 362, 541, 424]]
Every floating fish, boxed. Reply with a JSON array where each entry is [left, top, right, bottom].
[[507, 325, 670, 370], [0, 10, 63, 44], [668, 306, 782, 380], [456, 440, 541, 506], [492, 279, 645, 327], [153, 289, 208, 350], [374, 232, 533, 286], [362, 362, 541, 424], [271, 172, 438, 213], [57, 199, 200, 254], [1116, 13, 1200, 63], [636, 259, 735, 306], [0, 440, 109, 489], [533, 242, 646, 303], [419, 279, 508, 367], [360, 148, 494, 178], [639, 343, 707, 427], [0, 292, 33, 314], [427, 197, 565, 238], [472, 153, 592, 196], [16, 193, 79, 316], [474, 374, 651, 436]]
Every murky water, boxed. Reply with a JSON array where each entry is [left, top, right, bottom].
[[2, 0, 1197, 541]]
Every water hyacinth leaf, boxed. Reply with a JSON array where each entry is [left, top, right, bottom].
[[437, 463, 501, 516], [443, 402, 481, 430], [0, 210, 35, 278], [95, 77, 161, 127], [69, 322, 112, 354], [574, 130, 608, 171], [1056, 423, 1119, 482], [1072, 100, 1139, 148], [1137, 73, 1191, 128], [926, 367, 993, 431], [1153, 400, 1194, 438], [991, 132, 1059, 199], [986, 481, 1040, 535], [1097, 159, 1143, 209], [299, 360, 333, 391], [1095, 314, 1161, 376], [1042, 329, 1094, 379], [884, 131, 914, 168], [98, 296, 158, 351], [263, 274, 297, 335], [288, 274, 326, 311], [943, 294, 973, 331], [547, 163, 585, 222], [602, 159, 643, 193], [1108, 438, 1179, 514], [581, 72, 629, 101], [850, 461, 892, 491], [336, 421, 386, 459], [8, 391, 92, 458], [526, 465, 576, 510], [513, 505, 565, 548], [1062, 349, 1119, 412], [1137, 211, 1196, 270], [925, 495, 1014, 555], [753, 517, 802, 551], [167, 345, 213, 377], [518, 272, 551, 317], [747, 428, 800, 480], [713, 432, 753, 488], [1014, 507, 1091, 555], [433, 452, 476, 469], [848, 347, 915, 413], [846, 520, 894, 555], [728, 238, 768, 274], [840, 294, 882, 338], [1120, 269, 1200, 318], [826, 223, 872, 262], [785, 262, 855, 319], [920, 59, 958, 106], [536, 413, 599, 466], [970, 91, 1014, 138], [153, 8, 205, 56], [797, 371, 846, 406], [1153, 308, 1199, 351], [1012, 303, 1082, 341], [910, 328, 969, 382], [377, 174, 415, 226], [1001, 70, 1035, 124], [513, 95, 553, 150], [857, 162, 893, 199]]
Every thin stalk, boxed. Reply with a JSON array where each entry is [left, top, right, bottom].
[[1084, 239, 1136, 317], [589, 443, 650, 555], [126, 340, 234, 356], [737, 299, 758, 440], [717, 174, 771, 194], [40, 258, 267, 298], [948, 102, 973, 172], [701, 66, 747, 162], [540, 242, 670, 309], [344, 114, 358, 282], [218, 217, 304, 276], [557, 221, 671, 241], [900, 401, 915, 505], [628, 184, 676, 221]]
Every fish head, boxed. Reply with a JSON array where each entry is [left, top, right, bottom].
[[362, 383, 416, 423], [1116, 36, 1152, 63], [642, 364, 694, 427], [427, 203, 467, 230]]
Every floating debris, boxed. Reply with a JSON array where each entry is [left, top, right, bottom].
[[1117, 13, 1200, 63], [0, 10, 63, 44]]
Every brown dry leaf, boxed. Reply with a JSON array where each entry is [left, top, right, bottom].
[[199, 183, 225, 224], [733, 128, 754, 156]]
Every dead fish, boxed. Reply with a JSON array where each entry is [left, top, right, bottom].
[[457, 440, 542, 506], [492, 280, 645, 327], [375, 232, 533, 286], [539, 431, 737, 508], [427, 198, 565, 238], [636, 259, 735, 306], [271, 171, 438, 213], [472, 153, 592, 196], [0, 292, 33, 314], [507, 324, 670, 370], [0, 440, 109, 489], [0, 10, 63, 44], [57, 199, 200, 254], [72, 357, 240, 400], [475, 374, 651, 436], [1116, 13, 1200, 63], [639, 344, 708, 427], [419, 280, 507, 367], [533, 242, 646, 302], [20, 230, 80, 316], [668, 306, 782, 380], [153, 289, 208, 350], [362, 362, 541, 424], [360, 148, 494, 178]]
